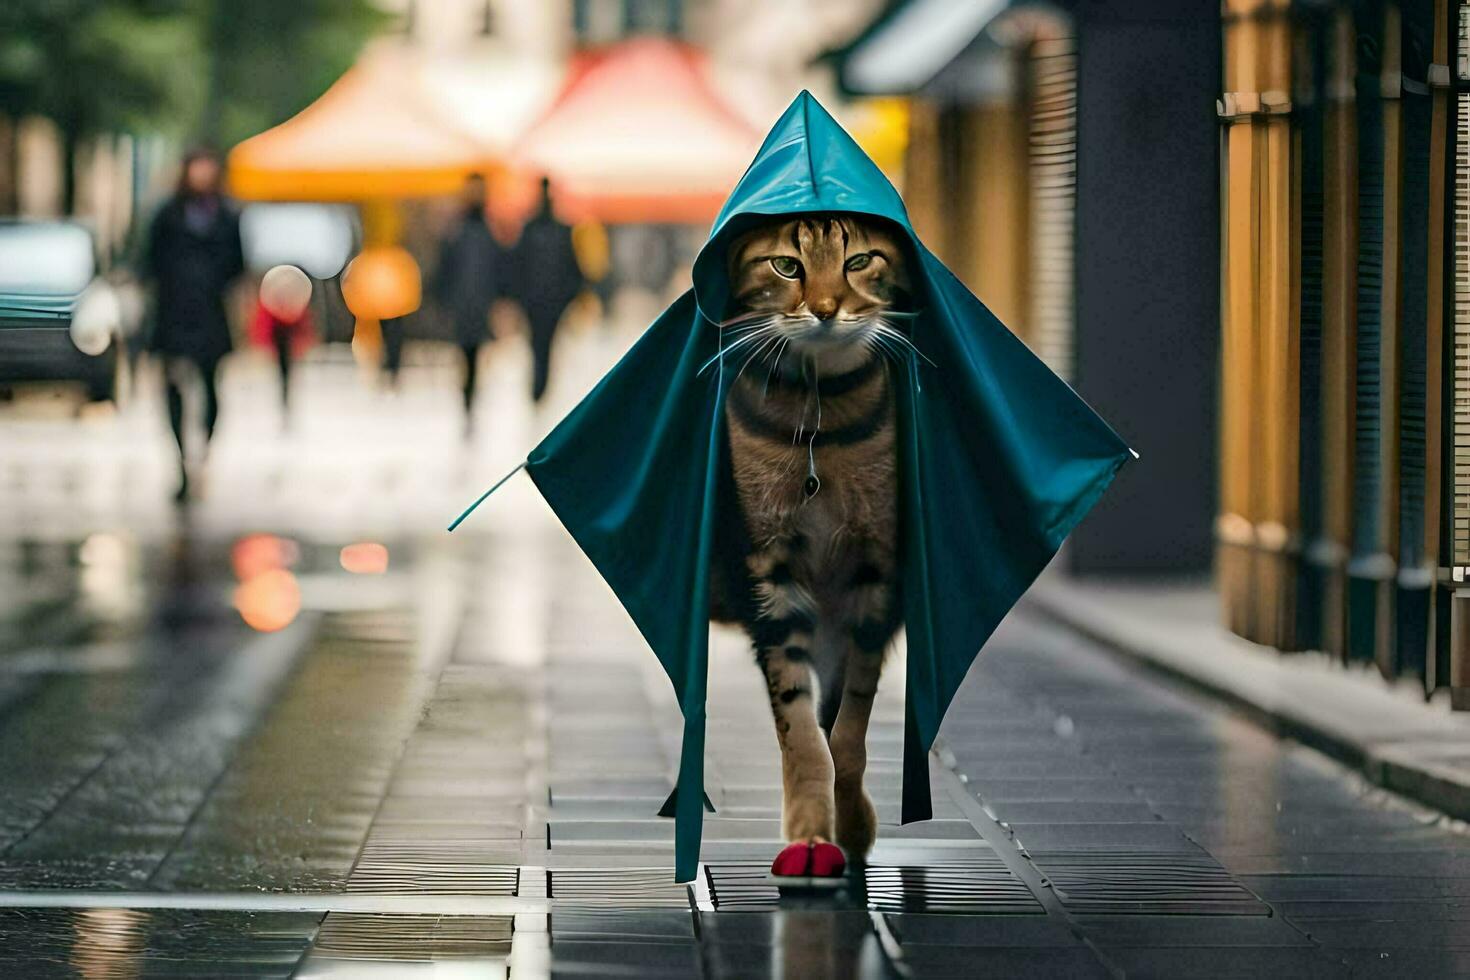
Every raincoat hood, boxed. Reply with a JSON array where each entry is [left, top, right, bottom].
[[453, 92, 1133, 882], [689, 93, 911, 322]]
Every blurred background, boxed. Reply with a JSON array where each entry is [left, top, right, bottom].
[[1, 0, 1468, 814]]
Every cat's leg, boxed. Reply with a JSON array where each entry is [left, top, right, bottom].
[[829, 554, 894, 859], [749, 546, 834, 845], [829, 641, 881, 858]]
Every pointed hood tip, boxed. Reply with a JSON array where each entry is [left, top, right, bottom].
[[689, 87, 912, 324]]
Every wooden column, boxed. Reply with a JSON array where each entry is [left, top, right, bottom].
[[1422, 0, 1448, 694], [1448, 0, 1470, 705], [959, 98, 1030, 333], [1318, 8, 1360, 658], [1219, 0, 1298, 648], [1346, 2, 1403, 668]]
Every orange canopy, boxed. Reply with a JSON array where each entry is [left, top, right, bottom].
[[228, 45, 493, 201], [514, 39, 761, 224]]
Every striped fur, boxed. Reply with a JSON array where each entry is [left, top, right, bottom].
[[709, 214, 912, 859]]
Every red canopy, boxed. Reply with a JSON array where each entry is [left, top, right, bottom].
[[514, 39, 760, 224]]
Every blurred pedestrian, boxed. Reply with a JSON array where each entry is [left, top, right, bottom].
[[511, 178, 583, 403], [144, 147, 245, 502], [433, 174, 506, 426], [250, 264, 315, 423], [380, 316, 405, 386]]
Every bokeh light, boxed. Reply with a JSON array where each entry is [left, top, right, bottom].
[[341, 246, 422, 320], [258, 264, 313, 321], [233, 568, 302, 633], [230, 534, 302, 633], [230, 533, 300, 582], [340, 542, 390, 574]]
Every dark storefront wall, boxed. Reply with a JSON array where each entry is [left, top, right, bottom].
[[1068, 0, 1222, 574]]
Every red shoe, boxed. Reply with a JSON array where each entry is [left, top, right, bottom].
[[768, 841, 847, 888]]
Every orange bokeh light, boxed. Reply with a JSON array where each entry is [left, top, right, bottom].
[[230, 533, 299, 582], [341, 246, 422, 320], [233, 568, 301, 633], [340, 542, 390, 574]]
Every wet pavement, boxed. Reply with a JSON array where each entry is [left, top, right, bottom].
[[1, 337, 1469, 977]]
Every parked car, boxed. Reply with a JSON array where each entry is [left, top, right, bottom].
[[0, 220, 127, 403]]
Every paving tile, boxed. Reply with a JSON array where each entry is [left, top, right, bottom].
[[882, 912, 1080, 947], [1101, 945, 1350, 979], [550, 818, 777, 842], [990, 800, 1161, 823], [702, 936, 894, 980], [1332, 947, 1470, 977], [549, 798, 672, 820], [1010, 821, 1195, 851], [551, 910, 696, 943], [1289, 917, 1470, 949], [1072, 914, 1312, 947], [551, 778, 674, 801], [1030, 850, 1267, 916], [698, 910, 876, 946], [966, 777, 1144, 804], [344, 861, 519, 896], [549, 939, 701, 978], [1218, 851, 1470, 878], [549, 868, 692, 909], [1278, 899, 1470, 921], [308, 911, 511, 961], [1241, 874, 1470, 902], [895, 944, 1111, 979], [1194, 827, 1465, 855], [705, 860, 1043, 914]]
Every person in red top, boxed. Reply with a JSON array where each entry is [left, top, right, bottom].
[[250, 264, 315, 424]]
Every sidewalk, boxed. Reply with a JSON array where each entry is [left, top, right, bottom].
[[5, 525, 1470, 975], [1025, 574, 1470, 825]]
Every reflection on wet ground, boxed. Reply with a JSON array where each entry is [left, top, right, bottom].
[[2, 519, 1468, 977], [1, 347, 1470, 975], [0, 906, 320, 979]]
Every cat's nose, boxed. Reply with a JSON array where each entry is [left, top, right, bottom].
[[811, 299, 838, 320]]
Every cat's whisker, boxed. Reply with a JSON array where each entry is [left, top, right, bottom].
[[863, 333, 893, 366], [700, 324, 778, 375], [735, 334, 781, 384], [871, 321, 936, 367], [719, 309, 781, 329], [763, 336, 790, 398], [870, 335, 901, 366]]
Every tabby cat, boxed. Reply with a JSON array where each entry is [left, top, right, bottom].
[[710, 213, 914, 864]]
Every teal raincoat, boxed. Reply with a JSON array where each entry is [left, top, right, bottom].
[[453, 92, 1133, 881]]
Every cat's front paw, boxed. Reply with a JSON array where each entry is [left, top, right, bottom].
[[771, 840, 846, 878]]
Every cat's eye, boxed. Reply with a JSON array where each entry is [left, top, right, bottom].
[[845, 253, 873, 272], [769, 256, 802, 279]]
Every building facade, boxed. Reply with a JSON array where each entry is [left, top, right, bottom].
[[835, 0, 1222, 576], [1216, 0, 1470, 706]]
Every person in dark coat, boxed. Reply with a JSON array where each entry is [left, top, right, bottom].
[[433, 174, 506, 421], [144, 147, 244, 501], [511, 178, 583, 403]]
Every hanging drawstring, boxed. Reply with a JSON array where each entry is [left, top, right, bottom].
[[802, 357, 821, 498], [447, 461, 527, 531]]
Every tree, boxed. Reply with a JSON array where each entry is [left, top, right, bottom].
[[201, 0, 388, 150], [0, 0, 384, 215], [0, 0, 202, 213]]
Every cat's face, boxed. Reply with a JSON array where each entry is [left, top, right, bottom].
[[725, 214, 911, 371]]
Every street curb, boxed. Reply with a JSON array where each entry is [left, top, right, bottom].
[[1022, 582, 1470, 827]]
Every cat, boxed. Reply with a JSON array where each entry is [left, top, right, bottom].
[[709, 213, 915, 865]]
